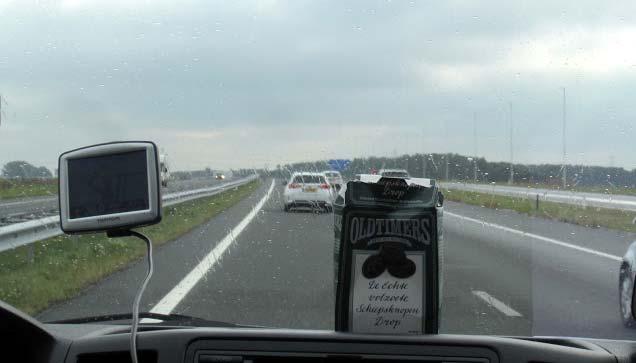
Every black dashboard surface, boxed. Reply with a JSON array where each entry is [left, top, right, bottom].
[[4, 302, 636, 363]]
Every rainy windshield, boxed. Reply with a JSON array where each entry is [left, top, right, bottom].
[[1, 0, 636, 340]]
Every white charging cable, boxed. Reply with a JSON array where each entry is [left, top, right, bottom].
[[108, 230, 154, 363], [131, 230, 153, 363]]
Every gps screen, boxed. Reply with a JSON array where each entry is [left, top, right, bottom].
[[67, 150, 150, 219]]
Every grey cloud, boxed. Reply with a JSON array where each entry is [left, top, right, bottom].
[[1, 0, 636, 170]]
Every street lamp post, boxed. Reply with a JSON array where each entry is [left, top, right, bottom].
[[562, 88, 567, 189], [508, 102, 514, 185], [473, 112, 478, 183]]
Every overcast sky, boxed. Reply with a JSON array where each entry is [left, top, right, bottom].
[[1, 0, 636, 171]]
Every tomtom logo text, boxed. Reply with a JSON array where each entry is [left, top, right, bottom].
[[97, 216, 121, 223]]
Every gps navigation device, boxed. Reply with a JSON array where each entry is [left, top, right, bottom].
[[58, 141, 162, 233]]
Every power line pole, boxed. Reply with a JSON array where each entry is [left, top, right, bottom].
[[473, 112, 478, 182], [405, 134, 410, 156], [562, 88, 567, 189], [508, 102, 514, 185], [422, 130, 427, 178], [422, 155, 427, 178], [445, 155, 449, 180], [0, 93, 8, 127], [444, 121, 450, 180]]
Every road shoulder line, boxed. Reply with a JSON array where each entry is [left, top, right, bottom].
[[445, 211, 622, 262], [150, 179, 275, 314]]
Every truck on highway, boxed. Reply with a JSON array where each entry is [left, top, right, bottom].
[[159, 154, 170, 187]]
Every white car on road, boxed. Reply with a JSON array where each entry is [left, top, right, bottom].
[[322, 170, 344, 190], [283, 172, 334, 212]]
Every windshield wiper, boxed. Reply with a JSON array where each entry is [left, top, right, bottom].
[[45, 312, 247, 328]]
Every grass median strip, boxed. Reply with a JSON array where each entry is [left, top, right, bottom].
[[0, 180, 260, 315], [444, 188, 636, 233]]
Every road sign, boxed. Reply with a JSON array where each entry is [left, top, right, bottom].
[[328, 159, 351, 172]]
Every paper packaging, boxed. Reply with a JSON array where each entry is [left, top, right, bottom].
[[333, 177, 443, 334]]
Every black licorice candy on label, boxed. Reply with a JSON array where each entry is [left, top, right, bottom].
[[362, 254, 386, 279], [381, 244, 406, 265], [387, 258, 416, 279]]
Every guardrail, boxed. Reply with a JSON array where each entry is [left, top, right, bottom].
[[0, 175, 258, 253], [441, 182, 636, 212]]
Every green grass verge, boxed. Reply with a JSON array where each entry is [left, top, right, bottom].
[[444, 189, 636, 233], [0, 180, 260, 315], [0, 179, 58, 200]]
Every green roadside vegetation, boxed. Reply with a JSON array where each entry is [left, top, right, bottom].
[[0, 180, 260, 315], [444, 188, 636, 234], [0, 178, 58, 200]]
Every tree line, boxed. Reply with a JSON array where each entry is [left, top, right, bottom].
[[5, 155, 634, 188], [264, 153, 636, 188], [1, 161, 53, 179]]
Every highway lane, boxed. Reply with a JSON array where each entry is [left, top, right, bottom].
[[38, 179, 273, 322], [441, 202, 636, 338], [38, 180, 636, 340], [443, 182, 636, 211], [168, 184, 334, 329], [0, 195, 58, 224], [0, 176, 228, 222]]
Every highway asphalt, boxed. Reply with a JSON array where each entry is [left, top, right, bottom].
[[0, 177, 227, 222], [38, 179, 636, 340]]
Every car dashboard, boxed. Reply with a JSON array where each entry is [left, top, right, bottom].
[[4, 302, 636, 363]]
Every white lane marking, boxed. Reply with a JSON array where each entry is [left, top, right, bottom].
[[472, 290, 522, 317], [445, 211, 622, 262], [150, 180, 275, 315]]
